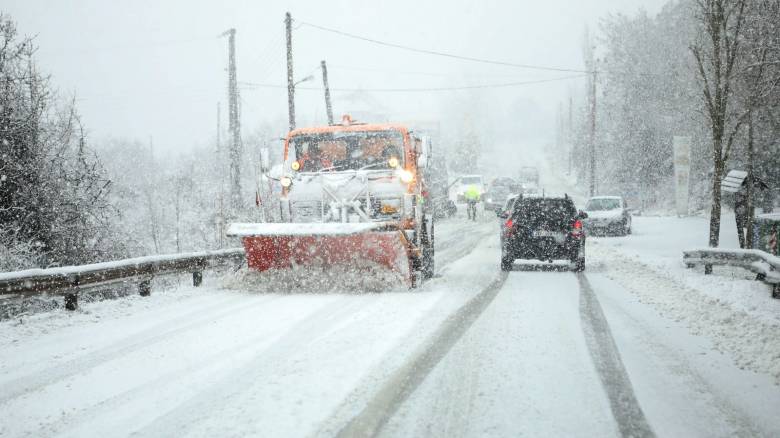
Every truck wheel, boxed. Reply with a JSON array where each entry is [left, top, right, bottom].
[[421, 220, 434, 280], [422, 244, 434, 279]]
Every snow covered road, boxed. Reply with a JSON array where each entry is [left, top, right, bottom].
[[1, 216, 780, 437]]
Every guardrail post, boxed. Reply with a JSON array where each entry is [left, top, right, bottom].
[[192, 271, 203, 287], [139, 279, 151, 297], [64, 293, 78, 311], [773, 284, 779, 300]]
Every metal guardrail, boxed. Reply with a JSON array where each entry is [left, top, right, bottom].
[[0, 248, 245, 310], [683, 248, 780, 299]]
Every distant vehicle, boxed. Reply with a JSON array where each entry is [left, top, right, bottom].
[[484, 184, 515, 213], [499, 194, 587, 271], [454, 175, 485, 203], [519, 182, 540, 195], [497, 194, 520, 236], [490, 176, 521, 192], [583, 196, 632, 236], [518, 166, 540, 186], [434, 198, 457, 218], [501, 194, 520, 216]]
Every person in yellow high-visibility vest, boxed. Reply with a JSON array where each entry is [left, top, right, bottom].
[[464, 185, 480, 221]]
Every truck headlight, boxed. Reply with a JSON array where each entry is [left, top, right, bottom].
[[280, 176, 293, 188], [397, 169, 414, 183]]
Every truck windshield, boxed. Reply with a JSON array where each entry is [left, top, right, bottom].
[[290, 130, 405, 172]]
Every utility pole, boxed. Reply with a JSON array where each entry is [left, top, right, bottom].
[[568, 94, 573, 176], [588, 70, 597, 196], [555, 103, 563, 156], [216, 102, 221, 153], [286, 12, 296, 131], [321, 60, 334, 124], [216, 101, 224, 248], [224, 28, 242, 211]]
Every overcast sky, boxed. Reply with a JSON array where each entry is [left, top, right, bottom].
[[4, 0, 668, 158]]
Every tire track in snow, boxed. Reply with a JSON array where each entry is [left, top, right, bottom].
[[578, 273, 655, 438], [30, 296, 338, 437], [433, 222, 495, 274], [334, 272, 508, 438], [132, 295, 375, 437], [0, 293, 281, 405]]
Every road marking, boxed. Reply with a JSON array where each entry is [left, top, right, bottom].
[[335, 272, 509, 438], [577, 273, 655, 438]]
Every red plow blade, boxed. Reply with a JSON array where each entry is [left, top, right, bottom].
[[228, 223, 412, 287]]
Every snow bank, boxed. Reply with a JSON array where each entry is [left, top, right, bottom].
[[590, 215, 780, 383]]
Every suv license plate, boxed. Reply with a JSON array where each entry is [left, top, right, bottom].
[[533, 230, 565, 240]]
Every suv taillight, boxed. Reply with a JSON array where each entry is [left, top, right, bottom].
[[504, 218, 514, 237], [571, 219, 583, 237]]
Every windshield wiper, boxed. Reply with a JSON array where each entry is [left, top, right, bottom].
[[318, 163, 350, 172], [358, 162, 388, 171]]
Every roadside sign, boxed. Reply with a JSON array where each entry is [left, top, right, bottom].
[[673, 136, 691, 216]]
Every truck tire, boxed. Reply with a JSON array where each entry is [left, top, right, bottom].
[[421, 220, 434, 280], [422, 243, 434, 279]]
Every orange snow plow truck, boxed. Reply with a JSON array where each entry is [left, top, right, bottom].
[[227, 115, 435, 287]]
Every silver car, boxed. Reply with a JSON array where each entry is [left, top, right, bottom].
[[583, 196, 632, 236]]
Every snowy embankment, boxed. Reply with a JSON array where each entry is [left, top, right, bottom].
[[590, 214, 780, 383]]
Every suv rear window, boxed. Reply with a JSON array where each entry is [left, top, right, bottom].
[[513, 198, 577, 230]]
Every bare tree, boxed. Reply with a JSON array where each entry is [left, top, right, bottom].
[[691, 0, 748, 252]]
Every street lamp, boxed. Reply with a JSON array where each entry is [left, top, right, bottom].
[[288, 75, 314, 131]]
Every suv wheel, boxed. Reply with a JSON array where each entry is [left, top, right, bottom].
[[501, 252, 513, 271]]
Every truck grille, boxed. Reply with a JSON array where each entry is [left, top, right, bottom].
[[291, 201, 323, 222]]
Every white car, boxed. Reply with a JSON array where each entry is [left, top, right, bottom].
[[583, 196, 632, 236], [454, 175, 485, 203]]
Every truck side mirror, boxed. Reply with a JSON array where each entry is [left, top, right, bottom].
[[577, 210, 589, 219], [418, 136, 432, 168], [260, 148, 270, 173]]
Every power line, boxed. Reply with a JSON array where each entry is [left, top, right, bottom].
[[239, 75, 586, 93], [40, 35, 220, 54], [328, 63, 462, 78], [297, 20, 591, 74]]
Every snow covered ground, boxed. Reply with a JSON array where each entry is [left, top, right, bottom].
[[591, 214, 780, 384], [1, 210, 779, 437]]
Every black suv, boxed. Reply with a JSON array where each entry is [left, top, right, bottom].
[[499, 195, 587, 272]]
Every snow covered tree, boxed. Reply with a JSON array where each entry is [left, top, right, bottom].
[[0, 15, 119, 269]]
